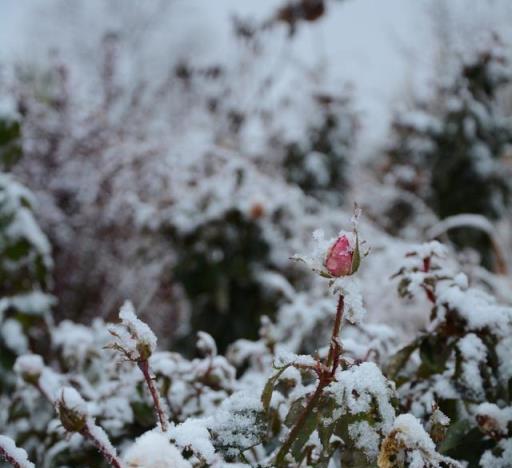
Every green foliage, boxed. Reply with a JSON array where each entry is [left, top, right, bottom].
[[386, 243, 512, 466], [261, 359, 397, 467], [0, 118, 22, 170], [0, 120, 53, 393], [172, 209, 279, 352]]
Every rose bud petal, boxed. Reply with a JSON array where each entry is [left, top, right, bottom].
[[325, 235, 354, 277]]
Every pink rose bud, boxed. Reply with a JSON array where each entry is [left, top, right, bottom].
[[325, 235, 354, 277]]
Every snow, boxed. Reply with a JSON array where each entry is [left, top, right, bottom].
[[0, 292, 55, 317], [52, 320, 96, 365], [13, 354, 44, 377], [0, 2, 511, 467], [331, 362, 395, 432], [196, 331, 217, 357], [476, 403, 512, 435], [331, 276, 367, 324], [392, 414, 435, 452], [437, 285, 512, 334], [59, 386, 87, 416], [348, 420, 380, 459], [385, 414, 462, 468], [457, 333, 487, 399], [109, 301, 158, 360], [38, 368, 64, 403], [123, 430, 191, 468], [427, 213, 499, 239], [86, 421, 119, 464], [1, 319, 28, 354], [119, 301, 157, 353], [0, 174, 52, 258], [480, 438, 512, 468], [274, 351, 317, 369], [0, 435, 34, 468], [168, 419, 215, 464]]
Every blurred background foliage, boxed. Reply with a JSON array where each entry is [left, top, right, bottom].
[[0, 0, 511, 362]]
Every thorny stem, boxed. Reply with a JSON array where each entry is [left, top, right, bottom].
[[0, 446, 25, 468], [274, 379, 327, 466], [80, 424, 123, 468], [30, 376, 122, 467], [274, 293, 345, 466], [138, 359, 168, 431], [326, 294, 345, 371]]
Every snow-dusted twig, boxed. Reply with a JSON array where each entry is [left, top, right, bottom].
[[137, 359, 169, 431], [80, 422, 123, 468], [108, 301, 169, 431], [0, 436, 34, 468], [56, 387, 123, 468]]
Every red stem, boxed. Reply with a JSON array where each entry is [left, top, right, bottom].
[[274, 380, 327, 466], [274, 293, 345, 465], [0, 446, 25, 468], [80, 424, 122, 468], [138, 359, 168, 431], [326, 294, 345, 370]]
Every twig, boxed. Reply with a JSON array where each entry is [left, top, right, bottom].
[[138, 359, 168, 431], [326, 294, 345, 370], [80, 423, 123, 468], [0, 445, 27, 468], [274, 379, 327, 466]]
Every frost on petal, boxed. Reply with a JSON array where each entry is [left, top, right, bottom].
[[325, 234, 353, 277]]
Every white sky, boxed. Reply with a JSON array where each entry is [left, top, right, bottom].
[[0, 0, 510, 153]]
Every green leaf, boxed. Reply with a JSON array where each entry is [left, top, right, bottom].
[[350, 232, 361, 274], [440, 420, 493, 466], [284, 396, 308, 427], [385, 338, 421, 381], [261, 364, 292, 414], [417, 333, 453, 378], [290, 408, 320, 464], [0, 119, 22, 169]]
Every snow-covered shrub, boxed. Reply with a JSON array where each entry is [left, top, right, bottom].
[[171, 208, 294, 353], [381, 39, 512, 266], [387, 241, 512, 466], [0, 118, 22, 170], [4, 19, 361, 351], [0, 117, 54, 392], [282, 93, 358, 205], [2, 215, 511, 467]]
